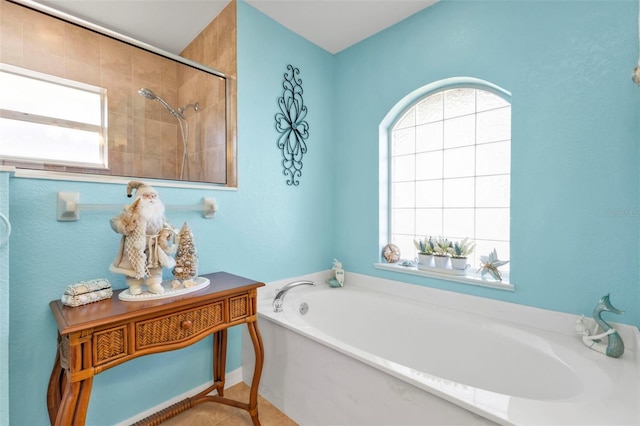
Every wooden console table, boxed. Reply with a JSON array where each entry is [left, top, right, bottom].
[[47, 272, 265, 426]]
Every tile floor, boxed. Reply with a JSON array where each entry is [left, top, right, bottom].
[[159, 383, 298, 425]]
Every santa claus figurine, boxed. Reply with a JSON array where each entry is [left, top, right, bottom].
[[109, 181, 176, 295]]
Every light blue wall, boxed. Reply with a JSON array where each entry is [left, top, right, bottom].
[[6, 0, 640, 425], [1, 171, 9, 426], [7, 3, 333, 425], [332, 0, 640, 326]]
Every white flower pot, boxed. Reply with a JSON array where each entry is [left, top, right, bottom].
[[451, 257, 468, 270], [433, 255, 450, 269], [417, 253, 434, 268]]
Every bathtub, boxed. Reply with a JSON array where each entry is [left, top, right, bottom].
[[242, 272, 640, 425]]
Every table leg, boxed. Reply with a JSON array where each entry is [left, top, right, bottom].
[[213, 329, 227, 397], [53, 376, 93, 426], [47, 351, 63, 424], [246, 320, 264, 426]]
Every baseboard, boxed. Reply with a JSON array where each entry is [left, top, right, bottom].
[[115, 367, 244, 426]]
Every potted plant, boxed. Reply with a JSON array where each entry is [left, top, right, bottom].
[[449, 238, 475, 270], [433, 237, 452, 268], [413, 236, 434, 268]]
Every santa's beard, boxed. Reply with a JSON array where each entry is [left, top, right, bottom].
[[136, 198, 165, 233]]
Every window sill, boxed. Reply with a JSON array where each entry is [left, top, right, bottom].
[[373, 262, 514, 291]]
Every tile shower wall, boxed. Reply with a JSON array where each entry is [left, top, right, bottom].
[[178, 1, 238, 186], [179, 0, 236, 185]]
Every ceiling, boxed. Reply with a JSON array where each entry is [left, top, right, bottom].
[[33, 0, 438, 55]]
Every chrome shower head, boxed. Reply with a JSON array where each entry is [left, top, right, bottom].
[[138, 88, 156, 100], [138, 87, 184, 119]]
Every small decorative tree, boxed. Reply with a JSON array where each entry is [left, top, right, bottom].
[[173, 222, 198, 279]]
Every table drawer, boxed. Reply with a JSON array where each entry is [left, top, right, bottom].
[[136, 301, 224, 349]]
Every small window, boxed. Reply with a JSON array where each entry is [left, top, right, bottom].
[[389, 85, 511, 272], [0, 63, 108, 169]]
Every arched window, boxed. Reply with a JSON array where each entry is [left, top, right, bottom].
[[387, 82, 511, 273]]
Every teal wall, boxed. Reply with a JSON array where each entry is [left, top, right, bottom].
[[6, 0, 640, 424], [7, 2, 333, 424], [332, 0, 640, 326], [1, 171, 9, 426]]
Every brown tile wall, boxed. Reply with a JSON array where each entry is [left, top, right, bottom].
[[180, 0, 237, 186], [0, 0, 234, 185]]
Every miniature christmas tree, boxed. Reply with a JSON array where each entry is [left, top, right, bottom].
[[172, 222, 198, 279]]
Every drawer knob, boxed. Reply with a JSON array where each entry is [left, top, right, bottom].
[[181, 320, 192, 329]]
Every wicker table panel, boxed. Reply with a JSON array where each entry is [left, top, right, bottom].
[[94, 325, 128, 365], [136, 301, 224, 349], [230, 294, 249, 321]]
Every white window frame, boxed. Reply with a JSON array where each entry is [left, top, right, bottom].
[[376, 78, 513, 291], [0, 63, 108, 169]]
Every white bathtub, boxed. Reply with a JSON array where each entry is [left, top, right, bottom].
[[242, 272, 640, 425]]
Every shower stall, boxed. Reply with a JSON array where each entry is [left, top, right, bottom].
[[129, 62, 228, 184], [138, 88, 199, 181]]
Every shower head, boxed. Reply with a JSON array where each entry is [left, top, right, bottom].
[[138, 88, 156, 100], [138, 88, 185, 119]]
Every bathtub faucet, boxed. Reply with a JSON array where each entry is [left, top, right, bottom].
[[273, 280, 315, 312]]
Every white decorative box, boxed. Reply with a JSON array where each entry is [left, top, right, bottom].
[[61, 278, 112, 307]]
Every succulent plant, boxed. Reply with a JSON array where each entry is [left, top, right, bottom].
[[450, 238, 476, 258], [433, 237, 452, 256], [413, 236, 435, 254]]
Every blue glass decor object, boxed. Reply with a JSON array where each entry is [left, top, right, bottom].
[[575, 294, 625, 358], [329, 259, 344, 287], [275, 64, 309, 186]]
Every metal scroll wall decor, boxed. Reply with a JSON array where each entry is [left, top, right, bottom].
[[275, 64, 309, 186]]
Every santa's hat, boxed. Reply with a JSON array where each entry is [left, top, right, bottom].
[[126, 181, 157, 199]]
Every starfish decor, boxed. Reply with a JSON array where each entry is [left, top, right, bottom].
[[477, 249, 509, 281]]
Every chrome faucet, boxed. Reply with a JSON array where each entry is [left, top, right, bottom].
[[273, 280, 315, 312]]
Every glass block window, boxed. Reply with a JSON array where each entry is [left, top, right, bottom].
[[389, 86, 511, 271], [0, 63, 108, 169]]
